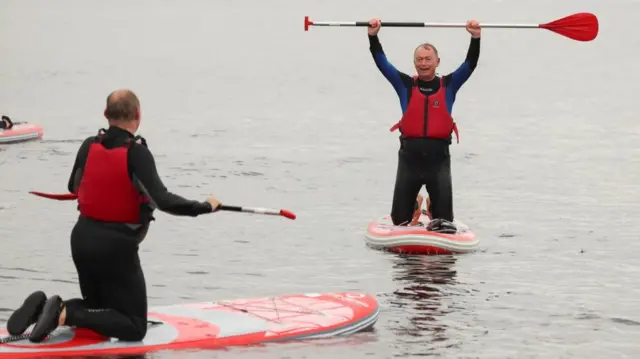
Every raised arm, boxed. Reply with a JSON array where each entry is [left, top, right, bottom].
[[447, 20, 481, 93], [367, 19, 413, 109], [447, 37, 480, 92], [369, 34, 408, 95]]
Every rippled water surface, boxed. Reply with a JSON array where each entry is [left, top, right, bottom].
[[2, 0, 639, 358]]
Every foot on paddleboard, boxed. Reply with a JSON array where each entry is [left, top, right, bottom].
[[28, 295, 63, 343], [6, 290, 47, 336], [426, 219, 458, 234]]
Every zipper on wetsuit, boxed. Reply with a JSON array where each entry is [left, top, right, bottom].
[[423, 95, 429, 138]]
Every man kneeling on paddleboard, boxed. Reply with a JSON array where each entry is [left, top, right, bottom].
[[7, 89, 222, 343], [367, 17, 480, 230]]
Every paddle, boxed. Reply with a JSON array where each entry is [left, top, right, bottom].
[[303, 12, 599, 42], [218, 205, 296, 220], [28, 191, 297, 220], [29, 191, 77, 200]]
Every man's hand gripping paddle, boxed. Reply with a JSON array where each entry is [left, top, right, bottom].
[[28, 191, 296, 220]]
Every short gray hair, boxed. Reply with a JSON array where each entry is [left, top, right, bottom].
[[414, 42, 439, 57]]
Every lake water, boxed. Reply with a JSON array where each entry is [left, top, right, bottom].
[[1, 0, 639, 357]]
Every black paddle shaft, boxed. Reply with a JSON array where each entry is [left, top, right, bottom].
[[355, 21, 428, 27], [218, 205, 242, 212]]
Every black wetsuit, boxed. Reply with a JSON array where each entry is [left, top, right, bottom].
[[369, 35, 480, 225], [63, 126, 212, 341]]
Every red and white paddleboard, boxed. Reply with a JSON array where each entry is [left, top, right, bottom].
[[0, 123, 43, 144], [0, 291, 379, 358], [365, 214, 479, 255]]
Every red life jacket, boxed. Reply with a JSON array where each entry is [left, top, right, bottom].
[[390, 76, 459, 143], [76, 134, 148, 223]]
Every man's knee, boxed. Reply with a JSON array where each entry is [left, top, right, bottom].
[[390, 215, 405, 226], [390, 208, 412, 226], [391, 189, 420, 226], [120, 317, 148, 342]]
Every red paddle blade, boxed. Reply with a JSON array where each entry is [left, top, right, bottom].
[[29, 191, 77, 200], [279, 209, 296, 220], [539, 12, 599, 41]]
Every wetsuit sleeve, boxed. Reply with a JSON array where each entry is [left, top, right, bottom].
[[67, 137, 94, 193], [446, 37, 480, 92], [128, 144, 213, 216], [369, 35, 414, 100]]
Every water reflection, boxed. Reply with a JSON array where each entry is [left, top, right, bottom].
[[385, 254, 460, 356]]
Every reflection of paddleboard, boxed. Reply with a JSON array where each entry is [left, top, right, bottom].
[[365, 214, 479, 255], [0, 291, 379, 358], [0, 123, 43, 144]]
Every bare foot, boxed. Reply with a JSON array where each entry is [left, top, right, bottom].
[[58, 306, 66, 326]]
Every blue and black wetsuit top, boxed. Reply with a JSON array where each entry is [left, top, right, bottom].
[[368, 34, 480, 130]]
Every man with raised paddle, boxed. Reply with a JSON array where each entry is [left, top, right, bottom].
[[304, 12, 598, 230], [6, 89, 222, 343], [367, 18, 480, 228]]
